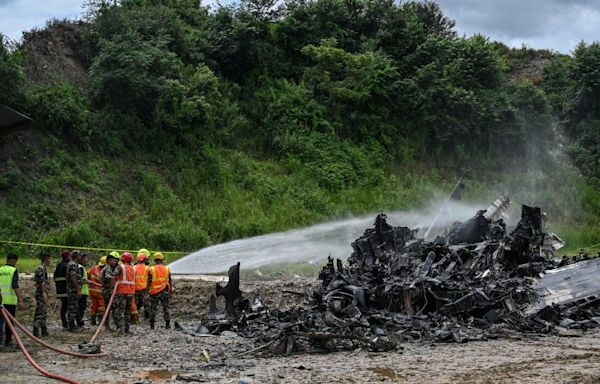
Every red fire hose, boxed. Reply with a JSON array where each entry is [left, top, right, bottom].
[[90, 282, 119, 342], [2, 307, 108, 358], [0, 280, 122, 382], [1, 306, 80, 384]]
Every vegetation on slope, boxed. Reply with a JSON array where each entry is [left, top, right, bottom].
[[0, 0, 598, 268], [543, 42, 600, 189]]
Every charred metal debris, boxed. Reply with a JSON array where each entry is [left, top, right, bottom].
[[180, 198, 600, 356]]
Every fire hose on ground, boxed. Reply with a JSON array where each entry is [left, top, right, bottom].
[[1, 306, 80, 384], [2, 307, 108, 358], [90, 282, 119, 342], [0, 282, 120, 383]]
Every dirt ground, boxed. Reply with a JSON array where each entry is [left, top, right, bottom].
[[1, 277, 600, 384]]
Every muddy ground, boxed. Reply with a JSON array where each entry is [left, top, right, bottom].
[[1, 277, 600, 384]]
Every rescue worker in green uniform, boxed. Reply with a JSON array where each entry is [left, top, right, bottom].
[[33, 252, 51, 337], [77, 252, 91, 328], [66, 251, 82, 331], [101, 252, 120, 331]]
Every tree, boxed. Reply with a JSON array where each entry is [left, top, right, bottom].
[[544, 42, 600, 186], [243, 78, 331, 152], [402, 1, 456, 39], [153, 64, 224, 145], [0, 34, 25, 108], [542, 55, 575, 114], [572, 41, 600, 116], [27, 82, 92, 146], [89, 31, 182, 115], [84, 0, 212, 66], [241, 0, 282, 22], [301, 38, 399, 144]]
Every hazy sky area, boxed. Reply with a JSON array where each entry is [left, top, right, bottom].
[[0, 0, 82, 42], [435, 0, 600, 53], [1, 0, 600, 53]]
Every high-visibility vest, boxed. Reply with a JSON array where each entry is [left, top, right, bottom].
[[88, 265, 103, 295], [116, 264, 136, 295], [134, 264, 150, 292], [0, 265, 17, 305], [149, 264, 170, 295], [79, 264, 89, 296]]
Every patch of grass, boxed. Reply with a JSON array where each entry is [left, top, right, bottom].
[[554, 224, 600, 256], [13, 257, 41, 274]]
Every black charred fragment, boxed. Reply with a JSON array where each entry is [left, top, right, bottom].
[[447, 210, 495, 245], [196, 204, 600, 356], [209, 262, 249, 318], [419, 251, 436, 277], [305, 205, 600, 345]]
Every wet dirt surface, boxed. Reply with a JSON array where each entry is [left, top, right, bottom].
[[2, 278, 600, 383]]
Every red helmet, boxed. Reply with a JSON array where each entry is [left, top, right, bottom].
[[136, 254, 147, 262], [121, 252, 133, 263]]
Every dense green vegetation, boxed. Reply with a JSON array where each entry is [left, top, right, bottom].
[[543, 42, 600, 189], [0, 0, 598, 270]]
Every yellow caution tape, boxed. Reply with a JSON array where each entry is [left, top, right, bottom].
[[0, 240, 186, 255]]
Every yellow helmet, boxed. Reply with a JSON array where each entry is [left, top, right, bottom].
[[99, 256, 107, 266], [153, 252, 164, 261], [137, 248, 150, 257], [109, 251, 120, 260]]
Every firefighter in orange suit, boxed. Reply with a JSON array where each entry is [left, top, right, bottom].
[[135, 251, 152, 319], [149, 252, 172, 330], [88, 256, 106, 325], [113, 252, 136, 334]]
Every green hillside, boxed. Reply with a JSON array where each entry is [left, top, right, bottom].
[[1, 0, 599, 269]]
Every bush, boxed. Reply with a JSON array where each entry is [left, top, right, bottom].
[[59, 221, 103, 246], [543, 42, 600, 185], [277, 131, 383, 191], [244, 78, 331, 152], [148, 226, 208, 251], [0, 34, 25, 107], [89, 31, 182, 116], [153, 64, 223, 145], [27, 82, 92, 146]]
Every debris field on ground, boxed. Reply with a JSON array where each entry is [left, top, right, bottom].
[[176, 196, 600, 356], [6, 272, 600, 383]]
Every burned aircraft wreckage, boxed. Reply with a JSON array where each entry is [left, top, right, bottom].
[[179, 196, 600, 355]]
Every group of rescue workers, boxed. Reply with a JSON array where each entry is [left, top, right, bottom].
[[0, 248, 172, 349]]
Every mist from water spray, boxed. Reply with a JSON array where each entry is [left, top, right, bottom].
[[169, 198, 512, 274]]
